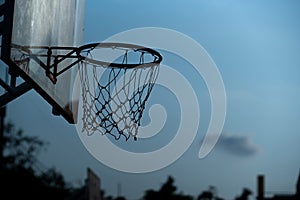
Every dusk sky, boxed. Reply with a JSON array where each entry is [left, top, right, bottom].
[[4, 0, 300, 199]]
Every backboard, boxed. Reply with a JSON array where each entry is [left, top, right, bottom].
[[8, 0, 85, 123]]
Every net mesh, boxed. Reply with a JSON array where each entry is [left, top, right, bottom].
[[78, 55, 160, 141]]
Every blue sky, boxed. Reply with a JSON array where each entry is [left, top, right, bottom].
[[4, 0, 300, 199]]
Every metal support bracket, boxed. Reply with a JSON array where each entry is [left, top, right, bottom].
[[0, 81, 33, 107]]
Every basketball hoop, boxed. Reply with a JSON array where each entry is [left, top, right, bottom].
[[11, 42, 162, 141], [77, 43, 162, 141]]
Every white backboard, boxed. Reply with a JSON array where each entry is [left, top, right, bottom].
[[10, 0, 85, 123]]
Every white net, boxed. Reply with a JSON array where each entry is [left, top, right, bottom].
[[78, 44, 161, 140]]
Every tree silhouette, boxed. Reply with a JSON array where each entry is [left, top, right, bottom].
[[160, 176, 177, 198], [198, 190, 213, 200], [1, 122, 71, 200], [143, 176, 192, 200], [235, 188, 252, 200], [2, 122, 46, 169], [198, 186, 224, 200]]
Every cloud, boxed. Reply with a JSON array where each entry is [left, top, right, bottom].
[[201, 133, 259, 157], [217, 134, 259, 157]]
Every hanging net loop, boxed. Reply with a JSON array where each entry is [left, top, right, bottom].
[[77, 42, 162, 141]]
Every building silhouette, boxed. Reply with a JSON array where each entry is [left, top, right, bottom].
[[257, 170, 300, 200], [67, 168, 101, 200]]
